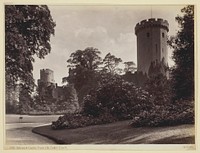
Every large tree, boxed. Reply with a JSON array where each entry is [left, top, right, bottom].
[[169, 5, 194, 100], [65, 47, 102, 106], [5, 5, 56, 93]]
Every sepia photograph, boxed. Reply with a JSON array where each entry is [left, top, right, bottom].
[[2, 1, 198, 152]]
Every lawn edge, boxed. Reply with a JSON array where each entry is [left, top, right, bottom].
[[32, 125, 65, 144]]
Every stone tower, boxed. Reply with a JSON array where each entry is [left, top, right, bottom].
[[135, 18, 169, 75], [37, 68, 58, 98], [38, 69, 55, 86]]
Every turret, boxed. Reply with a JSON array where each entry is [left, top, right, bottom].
[[135, 18, 169, 75]]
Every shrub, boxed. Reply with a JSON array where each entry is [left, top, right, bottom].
[[51, 75, 151, 130], [130, 100, 194, 127], [145, 73, 172, 105], [51, 113, 117, 130], [82, 76, 152, 120]]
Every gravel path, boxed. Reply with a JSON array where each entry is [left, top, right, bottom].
[[6, 124, 55, 145], [5, 115, 60, 145]]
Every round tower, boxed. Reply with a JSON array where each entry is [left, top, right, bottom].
[[135, 18, 169, 75], [40, 69, 55, 84]]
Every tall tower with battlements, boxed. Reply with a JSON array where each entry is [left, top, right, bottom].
[[135, 18, 169, 75]]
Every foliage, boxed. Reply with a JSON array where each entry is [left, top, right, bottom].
[[67, 47, 102, 71], [66, 47, 102, 105], [102, 53, 122, 75], [51, 113, 117, 130], [5, 5, 56, 93], [18, 84, 33, 114], [130, 100, 194, 127], [5, 76, 20, 114], [51, 76, 153, 130], [168, 5, 194, 100], [33, 83, 79, 114], [148, 60, 168, 77], [6, 100, 19, 114], [145, 73, 172, 105], [129, 63, 194, 127], [124, 61, 136, 73], [59, 84, 80, 113], [83, 76, 151, 120]]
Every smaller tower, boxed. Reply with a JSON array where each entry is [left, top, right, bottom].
[[37, 69, 57, 98], [38, 69, 55, 87]]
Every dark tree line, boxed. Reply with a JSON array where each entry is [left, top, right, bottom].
[[169, 5, 194, 100]]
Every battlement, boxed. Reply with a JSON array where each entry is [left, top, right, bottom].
[[40, 69, 53, 73], [135, 18, 169, 35]]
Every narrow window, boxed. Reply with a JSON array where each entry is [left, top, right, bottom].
[[162, 32, 164, 38], [156, 44, 158, 55], [147, 32, 150, 37]]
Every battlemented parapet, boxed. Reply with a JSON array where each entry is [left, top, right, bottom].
[[135, 18, 169, 75], [135, 18, 169, 35]]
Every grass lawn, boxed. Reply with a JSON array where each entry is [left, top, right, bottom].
[[6, 114, 60, 124], [32, 120, 195, 144]]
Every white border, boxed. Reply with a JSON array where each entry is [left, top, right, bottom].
[[0, 0, 199, 153]]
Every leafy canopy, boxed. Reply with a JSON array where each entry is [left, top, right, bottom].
[[124, 61, 136, 73], [5, 5, 56, 92], [168, 5, 194, 100], [103, 53, 122, 75]]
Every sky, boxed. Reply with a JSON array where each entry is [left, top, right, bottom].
[[32, 5, 185, 86]]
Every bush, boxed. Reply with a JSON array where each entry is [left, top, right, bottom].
[[6, 101, 19, 114], [51, 113, 117, 130], [83, 76, 152, 120], [130, 100, 194, 127], [51, 76, 153, 130]]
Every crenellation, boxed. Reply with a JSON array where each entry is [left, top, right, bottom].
[[135, 18, 169, 34]]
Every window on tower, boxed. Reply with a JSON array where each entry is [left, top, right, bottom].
[[162, 32, 164, 38], [156, 44, 158, 54], [147, 32, 150, 37]]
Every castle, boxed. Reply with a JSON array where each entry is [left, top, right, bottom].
[[6, 18, 170, 113], [37, 18, 170, 99], [37, 69, 64, 100], [135, 18, 169, 77]]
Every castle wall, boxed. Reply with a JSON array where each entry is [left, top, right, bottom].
[[135, 18, 169, 75]]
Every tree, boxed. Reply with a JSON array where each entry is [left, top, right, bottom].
[[102, 53, 122, 75], [64, 84, 80, 113], [67, 47, 102, 71], [66, 47, 102, 106], [66, 47, 102, 89], [145, 73, 171, 105], [124, 61, 136, 73], [18, 84, 33, 114], [168, 5, 194, 100], [5, 5, 56, 94]]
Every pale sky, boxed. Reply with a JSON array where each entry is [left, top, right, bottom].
[[32, 5, 185, 86]]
